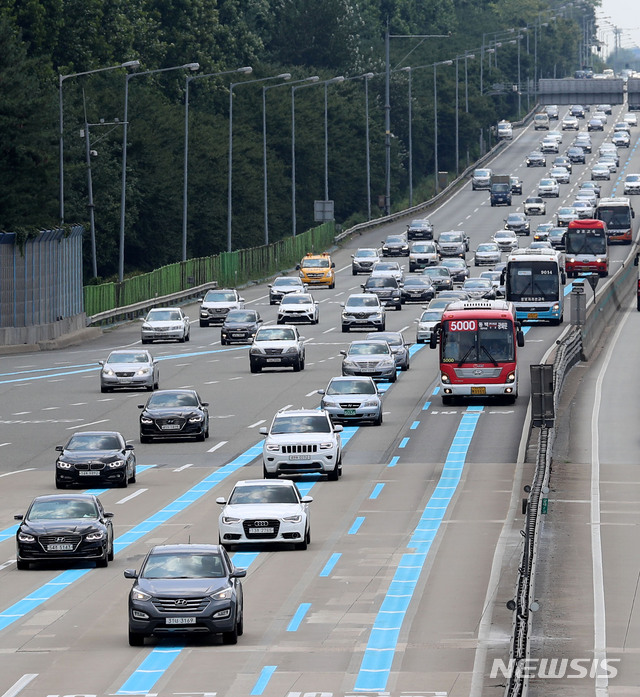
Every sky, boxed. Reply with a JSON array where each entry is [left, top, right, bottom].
[[597, 0, 640, 57]]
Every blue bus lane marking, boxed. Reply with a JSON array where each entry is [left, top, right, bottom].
[[353, 406, 483, 693]]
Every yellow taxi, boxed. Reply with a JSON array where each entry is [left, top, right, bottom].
[[296, 252, 336, 288]]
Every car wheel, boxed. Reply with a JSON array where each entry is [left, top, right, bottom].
[[129, 465, 136, 484], [146, 384, 153, 391], [402, 361, 410, 371], [101, 386, 110, 393], [185, 331, 190, 342], [223, 621, 238, 645], [263, 465, 276, 479], [327, 466, 339, 481], [179, 334, 186, 343], [442, 395, 454, 406], [221, 338, 227, 345], [96, 551, 108, 568], [329, 281, 335, 289], [120, 474, 128, 488], [154, 380, 159, 390], [292, 358, 301, 372], [389, 371, 397, 383], [250, 360, 261, 374], [373, 411, 383, 426], [141, 338, 150, 344], [199, 320, 209, 328], [378, 324, 386, 332], [352, 269, 357, 276], [296, 528, 309, 550], [196, 430, 205, 442], [16, 560, 29, 570], [237, 609, 244, 637], [128, 631, 145, 647], [107, 538, 114, 562]]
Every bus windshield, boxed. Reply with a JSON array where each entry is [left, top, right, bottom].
[[597, 205, 631, 230], [441, 319, 515, 364], [506, 261, 559, 302], [565, 230, 607, 255]]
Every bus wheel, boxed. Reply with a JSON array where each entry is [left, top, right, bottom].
[[442, 395, 454, 406]]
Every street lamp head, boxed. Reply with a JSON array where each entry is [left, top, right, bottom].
[[278, 73, 292, 80], [466, 54, 476, 60], [399, 66, 412, 73], [121, 60, 141, 69], [307, 76, 320, 82], [443, 60, 453, 66], [238, 66, 253, 74], [363, 72, 375, 79], [184, 63, 200, 71], [328, 75, 345, 84]]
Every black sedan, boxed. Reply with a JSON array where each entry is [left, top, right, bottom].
[[55, 431, 136, 489], [220, 309, 262, 345], [504, 212, 531, 236], [567, 147, 586, 164], [15, 494, 114, 569], [421, 266, 453, 291], [139, 389, 209, 442], [381, 234, 409, 257], [440, 257, 470, 283], [125, 543, 246, 646], [399, 276, 435, 303], [526, 151, 546, 167]]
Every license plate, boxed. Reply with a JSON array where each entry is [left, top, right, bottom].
[[161, 424, 181, 430], [266, 358, 282, 363], [79, 471, 101, 476], [527, 312, 539, 319], [47, 544, 74, 551], [471, 386, 486, 395], [166, 617, 196, 625], [231, 333, 243, 338], [343, 409, 357, 416], [249, 527, 275, 534], [289, 454, 312, 460], [354, 319, 369, 323]]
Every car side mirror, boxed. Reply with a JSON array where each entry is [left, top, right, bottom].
[[301, 496, 313, 503], [339, 350, 347, 356], [104, 512, 114, 518], [216, 497, 226, 505], [14, 514, 24, 521], [231, 568, 247, 579], [99, 360, 104, 366], [259, 427, 268, 435], [201, 402, 209, 407], [331, 262, 335, 268], [517, 330, 525, 347], [138, 404, 145, 409], [317, 389, 325, 395], [295, 264, 300, 270], [125, 444, 135, 451], [334, 424, 344, 433], [55, 445, 63, 452], [123, 569, 138, 579], [239, 297, 245, 302]]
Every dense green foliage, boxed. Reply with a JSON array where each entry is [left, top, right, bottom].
[[0, 0, 596, 281]]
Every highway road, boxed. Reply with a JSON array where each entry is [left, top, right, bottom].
[[0, 104, 638, 697]]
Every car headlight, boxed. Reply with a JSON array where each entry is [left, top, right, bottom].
[[171, 324, 182, 331], [85, 531, 105, 541], [211, 587, 233, 601], [103, 368, 116, 376], [265, 443, 280, 452], [221, 515, 241, 524], [18, 532, 35, 543], [283, 514, 303, 523], [107, 459, 126, 469], [284, 346, 299, 354], [140, 416, 153, 424], [135, 367, 151, 376], [131, 588, 152, 602], [362, 399, 379, 408], [378, 359, 395, 368], [188, 415, 204, 423], [57, 460, 73, 469], [342, 360, 357, 369], [319, 441, 335, 450]]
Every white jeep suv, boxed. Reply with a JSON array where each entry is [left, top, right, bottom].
[[260, 409, 343, 480]]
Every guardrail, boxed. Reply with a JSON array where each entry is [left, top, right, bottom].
[[503, 238, 637, 697]]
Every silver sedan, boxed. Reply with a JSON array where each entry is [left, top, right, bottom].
[[100, 349, 159, 393]]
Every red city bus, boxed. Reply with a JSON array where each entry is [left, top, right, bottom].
[[595, 197, 635, 244], [565, 219, 608, 277], [430, 300, 525, 405]]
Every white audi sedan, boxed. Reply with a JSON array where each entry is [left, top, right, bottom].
[[217, 479, 312, 550]]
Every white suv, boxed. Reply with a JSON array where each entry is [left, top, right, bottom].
[[260, 409, 343, 480], [341, 293, 385, 333], [199, 288, 245, 327], [249, 325, 305, 373]]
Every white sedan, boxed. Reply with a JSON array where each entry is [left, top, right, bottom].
[[217, 479, 312, 550], [538, 178, 559, 197], [492, 229, 519, 252], [141, 307, 190, 344]]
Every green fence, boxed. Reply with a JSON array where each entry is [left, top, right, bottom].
[[84, 223, 336, 317]]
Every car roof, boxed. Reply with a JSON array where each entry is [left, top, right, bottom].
[[149, 543, 225, 554], [69, 430, 123, 438], [234, 478, 295, 488], [31, 493, 100, 503], [275, 408, 329, 417]]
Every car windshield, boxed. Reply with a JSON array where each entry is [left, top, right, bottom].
[[273, 278, 300, 287], [141, 552, 225, 579], [348, 342, 391, 356], [28, 498, 98, 520], [281, 295, 312, 305], [106, 352, 149, 364], [404, 278, 428, 286], [477, 244, 498, 252], [147, 310, 181, 322], [346, 296, 378, 307], [412, 244, 436, 252], [627, 175, 640, 182], [420, 311, 442, 322], [271, 414, 331, 434], [540, 180, 554, 186], [326, 379, 376, 396], [225, 310, 255, 322], [526, 198, 543, 204], [256, 328, 296, 341], [66, 434, 121, 451], [229, 484, 299, 505], [424, 268, 448, 277], [494, 232, 512, 239], [465, 280, 491, 289], [475, 169, 490, 176], [441, 259, 465, 268], [385, 236, 405, 244], [301, 258, 329, 268], [366, 278, 396, 288], [147, 392, 198, 408], [507, 215, 524, 223], [204, 291, 236, 302], [440, 233, 462, 242], [356, 249, 377, 257]]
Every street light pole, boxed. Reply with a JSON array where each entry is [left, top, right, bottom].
[[434, 60, 453, 194], [182, 67, 252, 262], [227, 72, 291, 253], [324, 76, 345, 202], [119, 62, 199, 282], [263, 76, 319, 246], [59, 59, 140, 225], [364, 73, 374, 220], [384, 29, 450, 215]]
